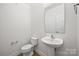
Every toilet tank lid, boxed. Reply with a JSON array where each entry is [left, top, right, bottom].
[[31, 37, 38, 40]]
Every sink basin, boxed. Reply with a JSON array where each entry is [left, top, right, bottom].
[[41, 36, 63, 48]]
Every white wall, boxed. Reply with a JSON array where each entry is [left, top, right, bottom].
[[0, 3, 76, 56], [77, 5, 79, 56], [0, 4, 31, 56], [31, 3, 77, 56], [31, 4, 46, 38], [31, 4, 51, 56], [31, 3, 57, 56], [56, 3, 77, 56]]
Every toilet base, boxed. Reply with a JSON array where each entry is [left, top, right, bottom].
[[23, 51, 33, 56]]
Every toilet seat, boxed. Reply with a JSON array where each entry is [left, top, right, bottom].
[[21, 44, 33, 53], [20, 37, 38, 55], [21, 44, 33, 50]]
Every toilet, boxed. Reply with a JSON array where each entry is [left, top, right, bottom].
[[21, 37, 38, 56]]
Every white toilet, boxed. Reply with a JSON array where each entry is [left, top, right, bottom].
[[21, 37, 38, 56]]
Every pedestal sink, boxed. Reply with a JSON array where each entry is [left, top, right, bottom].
[[41, 36, 63, 48]]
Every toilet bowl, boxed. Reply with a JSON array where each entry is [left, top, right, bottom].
[[21, 37, 38, 56]]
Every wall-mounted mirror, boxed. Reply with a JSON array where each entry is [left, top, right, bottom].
[[44, 3, 65, 34]]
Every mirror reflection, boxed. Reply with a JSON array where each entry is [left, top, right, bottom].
[[44, 3, 65, 33]]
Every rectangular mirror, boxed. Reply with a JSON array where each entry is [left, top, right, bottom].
[[44, 3, 65, 33]]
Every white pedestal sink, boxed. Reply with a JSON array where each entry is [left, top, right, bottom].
[[41, 36, 63, 48]]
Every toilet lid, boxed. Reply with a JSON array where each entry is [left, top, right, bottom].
[[21, 44, 33, 50]]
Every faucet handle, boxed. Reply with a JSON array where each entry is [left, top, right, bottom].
[[51, 35, 53, 38]]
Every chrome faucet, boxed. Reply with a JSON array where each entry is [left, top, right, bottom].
[[51, 34, 55, 39]]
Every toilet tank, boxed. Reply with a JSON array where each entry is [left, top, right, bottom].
[[31, 37, 38, 46]]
